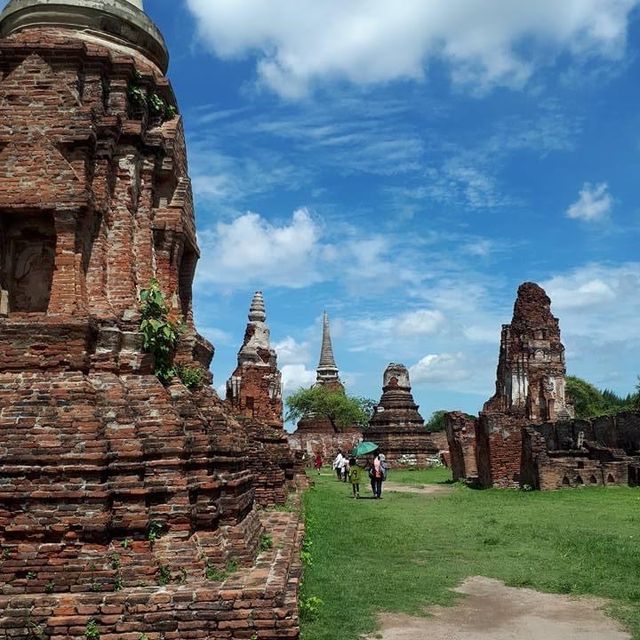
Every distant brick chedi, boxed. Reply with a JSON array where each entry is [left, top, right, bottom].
[[226, 291, 298, 506], [288, 312, 362, 460], [366, 363, 442, 466], [446, 282, 640, 489], [0, 1, 301, 638]]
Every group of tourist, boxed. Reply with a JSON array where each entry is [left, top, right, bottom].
[[320, 450, 388, 499]]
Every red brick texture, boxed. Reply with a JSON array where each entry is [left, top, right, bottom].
[[0, 27, 301, 639]]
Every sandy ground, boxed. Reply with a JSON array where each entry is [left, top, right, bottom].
[[367, 576, 631, 640], [383, 482, 454, 495]]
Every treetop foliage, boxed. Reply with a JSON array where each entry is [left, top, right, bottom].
[[565, 375, 639, 420], [285, 386, 373, 433]]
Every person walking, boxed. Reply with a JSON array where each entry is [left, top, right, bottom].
[[313, 452, 323, 475], [348, 457, 361, 498], [333, 451, 344, 481], [340, 454, 349, 482], [370, 453, 386, 499]]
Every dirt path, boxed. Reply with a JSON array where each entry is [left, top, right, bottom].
[[367, 576, 630, 640], [383, 482, 454, 496]]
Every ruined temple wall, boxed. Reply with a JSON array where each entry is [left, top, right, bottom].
[[365, 428, 441, 467], [476, 413, 526, 488], [288, 431, 362, 463], [445, 412, 478, 482], [521, 411, 640, 490]]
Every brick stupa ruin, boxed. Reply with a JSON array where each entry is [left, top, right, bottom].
[[0, 1, 301, 637], [288, 312, 361, 460], [367, 363, 441, 467], [446, 282, 640, 489], [226, 291, 297, 507]]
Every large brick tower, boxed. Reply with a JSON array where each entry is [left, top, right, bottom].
[[0, 1, 300, 637]]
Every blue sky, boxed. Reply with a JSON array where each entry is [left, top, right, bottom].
[[7, 0, 640, 426]]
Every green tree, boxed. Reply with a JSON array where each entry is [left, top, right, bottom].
[[285, 386, 372, 433], [425, 410, 447, 432], [566, 375, 638, 419]]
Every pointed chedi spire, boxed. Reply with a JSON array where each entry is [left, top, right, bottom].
[[316, 311, 341, 387], [227, 291, 283, 425]]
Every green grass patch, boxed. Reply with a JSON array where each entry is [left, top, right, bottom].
[[300, 470, 640, 640], [385, 466, 452, 485]]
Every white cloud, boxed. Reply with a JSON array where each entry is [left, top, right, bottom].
[[543, 262, 640, 317], [281, 364, 316, 392], [186, 0, 637, 97], [196, 208, 322, 288], [397, 310, 446, 336], [566, 182, 613, 221], [273, 336, 312, 366], [409, 353, 471, 384]]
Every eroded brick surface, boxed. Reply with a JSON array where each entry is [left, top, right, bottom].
[[0, 12, 301, 638]]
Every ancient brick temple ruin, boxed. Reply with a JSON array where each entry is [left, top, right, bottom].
[[0, 1, 301, 638], [288, 311, 361, 461], [446, 282, 640, 489], [367, 363, 441, 467], [226, 292, 297, 506]]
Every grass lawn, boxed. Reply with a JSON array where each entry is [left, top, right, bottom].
[[300, 468, 640, 640]]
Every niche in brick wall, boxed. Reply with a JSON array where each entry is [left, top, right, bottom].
[[178, 242, 197, 318], [0, 211, 56, 313]]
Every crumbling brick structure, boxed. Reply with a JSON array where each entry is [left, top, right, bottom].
[[445, 412, 478, 481], [521, 411, 640, 490], [446, 282, 638, 491], [0, 1, 301, 637], [226, 292, 296, 506], [447, 282, 574, 488], [288, 311, 362, 461], [367, 363, 440, 467]]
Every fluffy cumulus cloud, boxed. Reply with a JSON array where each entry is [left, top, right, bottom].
[[566, 182, 613, 221], [196, 208, 322, 288], [273, 337, 316, 393], [409, 353, 471, 385], [186, 0, 638, 97], [542, 263, 640, 349]]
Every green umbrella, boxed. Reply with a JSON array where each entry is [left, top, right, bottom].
[[351, 441, 379, 457]]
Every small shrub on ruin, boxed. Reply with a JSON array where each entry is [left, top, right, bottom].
[[177, 364, 205, 390], [120, 538, 132, 549], [147, 520, 165, 544], [109, 552, 121, 569], [44, 581, 54, 594], [156, 565, 171, 586], [139, 280, 184, 384], [259, 533, 274, 552], [85, 619, 100, 639]]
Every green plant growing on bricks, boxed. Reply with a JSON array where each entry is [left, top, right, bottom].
[[85, 619, 100, 639], [139, 280, 184, 384]]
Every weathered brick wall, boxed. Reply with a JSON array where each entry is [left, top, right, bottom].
[[0, 24, 302, 639], [475, 413, 526, 488], [288, 431, 362, 463], [445, 412, 478, 482], [365, 427, 441, 467], [521, 411, 640, 490]]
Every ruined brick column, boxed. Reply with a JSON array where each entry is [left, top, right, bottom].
[[0, 2, 301, 637], [476, 282, 574, 487], [367, 363, 440, 467]]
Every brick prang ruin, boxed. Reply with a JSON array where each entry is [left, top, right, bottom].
[[0, 1, 301, 637], [446, 282, 640, 490]]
